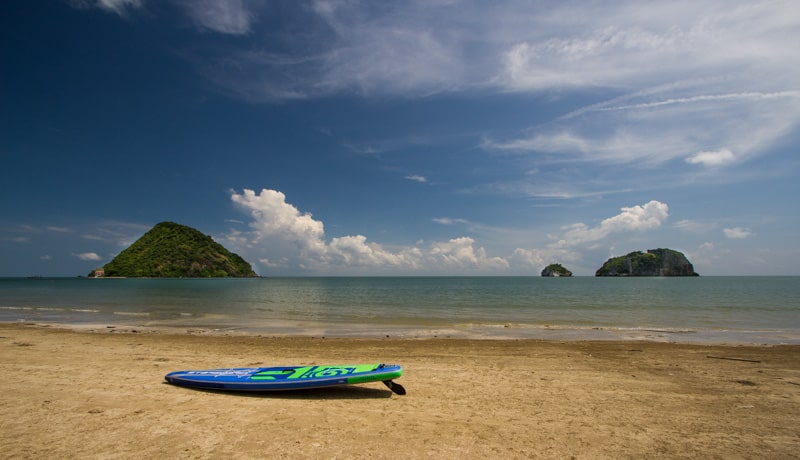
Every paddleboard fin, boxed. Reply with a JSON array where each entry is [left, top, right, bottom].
[[383, 380, 406, 395]]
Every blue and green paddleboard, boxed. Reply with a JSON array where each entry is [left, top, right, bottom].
[[164, 363, 405, 394]]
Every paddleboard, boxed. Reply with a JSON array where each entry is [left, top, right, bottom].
[[164, 363, 405, 394]]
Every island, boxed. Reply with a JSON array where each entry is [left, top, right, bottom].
[[595, 248, 698, 277], [541, 263, 573, 277], [91, 221, 258, 278]]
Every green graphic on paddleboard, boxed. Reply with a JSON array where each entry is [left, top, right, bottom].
[[250, 365, 384, 381]]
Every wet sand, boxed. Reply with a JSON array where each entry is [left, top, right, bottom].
[[2, 323, 799, 458]]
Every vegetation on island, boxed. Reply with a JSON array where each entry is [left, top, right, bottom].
[[595, 248, 698, 277], [92, 222, 258, 278], [541, 263, 573, 277]]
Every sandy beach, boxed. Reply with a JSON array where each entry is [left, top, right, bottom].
[[2, 323, 799, 459]]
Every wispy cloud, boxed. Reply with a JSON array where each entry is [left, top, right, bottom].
[[432, 217, 468, 225], [487, 88, 800, 167], [175, 0, 254, 35], [1, 236, 30, 243], [46, 226, 72, 233], [67, 0, 143, 17], [404, 175, 428, 183], [71, 1, 799, 101], [79, 221, 151, 247], [723, 227, 753, 239], [674, 219, 717, 233], [68, 0, 253, 34], [188, 1, 798, 100], [175, 0, 800, 196]]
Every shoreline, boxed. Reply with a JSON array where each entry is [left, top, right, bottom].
[[5, 319, 800, 346], [2, 322, 799, 458]]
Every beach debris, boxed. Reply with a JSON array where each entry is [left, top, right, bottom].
[[706, 355, 761, 363]]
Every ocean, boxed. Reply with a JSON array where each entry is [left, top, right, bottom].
[[1, 276, 798, 344]]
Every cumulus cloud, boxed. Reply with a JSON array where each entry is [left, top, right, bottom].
[[686, 148, 736, 167], [554, 200, 669, 247], [228, 188, 510, 273], [227, 188, 669, 274], [723, 227, 753, 239]]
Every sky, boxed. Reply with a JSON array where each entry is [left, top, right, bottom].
[[1, 0, 799, 277]]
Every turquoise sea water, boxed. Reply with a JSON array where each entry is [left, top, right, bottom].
[[1, 277, 798, 343]]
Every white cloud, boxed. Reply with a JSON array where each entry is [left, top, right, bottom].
[[479, 1, 800, 180], [554, 200, 669, 247], [495, 2, 799, 91], [67, 0, 142, 16], [74, 252, 102, 261], [508, 248, 547, 269], [182, 1, 798, 99], [228, 188, 510, 273], [70, 0, 252, 34], [79, 221, 151, 247], [46, 226, 72, 233], [405, 175, 428, 183], [488, 89, 800, 169], [1, 236, 30, 243], [674, 219, 716, 233], [228, 188, 671, 274], [81, 0, 798, 166], [432, 217, 468, 225], [686, 148, 736, 167], [176, 0, 254, 35], [724, 227, 753, 239], [231, 188, 324, 242]]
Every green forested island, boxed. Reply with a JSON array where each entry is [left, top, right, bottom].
[[541, 263, 573, 277], [595, 248, 698, 277], [92, 222, 258, 278]]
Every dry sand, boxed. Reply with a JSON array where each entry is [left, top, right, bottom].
[[2, 323, 799, 459]]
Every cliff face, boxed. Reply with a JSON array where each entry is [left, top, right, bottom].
[[95, 222, 258, 278], [595, 248, 698, 277]]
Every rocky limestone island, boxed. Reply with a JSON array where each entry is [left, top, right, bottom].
[[541, 263, 573, 277], [91, 221, 258, 278], [595, 248, 698, 277]]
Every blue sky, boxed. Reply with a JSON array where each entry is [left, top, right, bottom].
[[2, 0, 799, 276]]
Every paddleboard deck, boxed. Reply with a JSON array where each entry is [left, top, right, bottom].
[[164, 363, 405, 394]]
